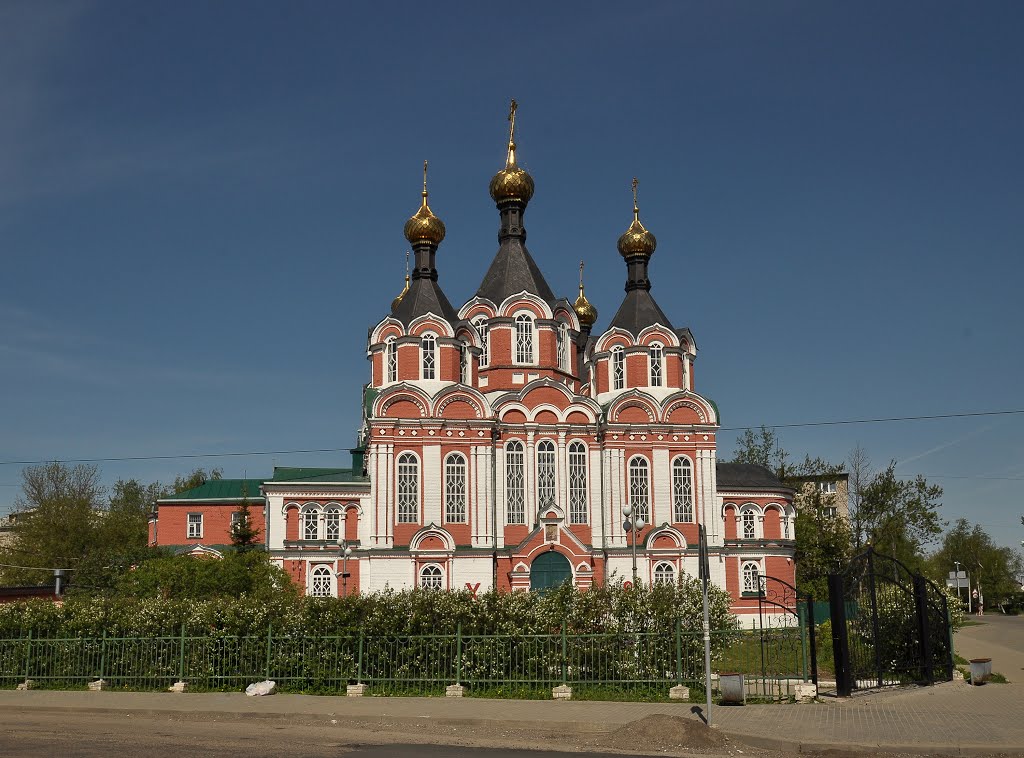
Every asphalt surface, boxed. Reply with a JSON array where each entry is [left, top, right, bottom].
[[954, 613, 1024, 677]]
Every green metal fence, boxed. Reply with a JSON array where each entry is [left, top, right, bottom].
[[0, 623, 811, 699]]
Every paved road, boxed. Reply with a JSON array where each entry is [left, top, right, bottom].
[[954, 613, 1024, 679]]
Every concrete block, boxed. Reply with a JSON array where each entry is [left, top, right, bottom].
[[347, 683, 368, 697], [169, 681, 188, 693], [669, 685, 690, 700], [552, 684, 572, 700], [445, 684, 464, 698], [88, 679, 107, 691], [795, 683, 817, 702], [16, 680, 36, 691]]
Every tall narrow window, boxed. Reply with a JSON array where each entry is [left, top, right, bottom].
[[444, 454, 467, 523], [187, 513, 203, 539], [568, 440, 588, 524], [649, 343, 663, 387], [505, 441, 525, 524], [628, 457, 650, 524], [556, 322, 569, 371], [421, 334, 436, 380], [474, 317, 488, 367], [783, 514, 791, 540], [397, 452, 419, 523], [460, 341, 470, 384], [515, 314, 533, 364], [310, 565, 333, 597], [324, 510, 341, 542], [671, 457, 694, 522], [742, 510, 756, 540], [742, 561, 762, 594], [386, 337, 398, 383], [303, 510, 319, 541], [536, 440, 556, 510], [611, 347, 625, 390]]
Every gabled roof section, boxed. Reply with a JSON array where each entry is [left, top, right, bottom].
[[161, 479, 265, 503], [476, 238, 556, 305], [716, 463, 791, 492], [391, 278, 458, 325], [607, 289, 674, 336], [269, 467, 369, 484]]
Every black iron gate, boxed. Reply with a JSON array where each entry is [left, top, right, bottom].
[[827, 547, 953, 696], [751, 574, 818, 692]]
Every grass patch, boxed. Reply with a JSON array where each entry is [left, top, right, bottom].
[[953, 653, 970, 665]]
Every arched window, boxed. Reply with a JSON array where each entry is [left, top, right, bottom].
[[536, 440, 556, 510], [741, 509, 756, 540], [653, 561, 675, 585], [742, 561, 762, 595], [419, 563, 443, 590], [397, 452, 419, 523], [568, 441, 588, 525], [671, 457, 694, 523], [421, 334, 436, 380], [310, 564, 333, 597], [557, 322, 569, 372], [444, 454, 467, 523], [628, 456, 650, 524], [611, 346, 625, 390], [473, 317, 488, 367], [505, 441, 525, 524], [324, 509, 341, 542], [303, 509, 319, 541], [783, 511, 792, 540], [515, 314, 534, 364], [649, 343, 664, 387], [385, 337, 398, 383], [460, 341, 471, 384]]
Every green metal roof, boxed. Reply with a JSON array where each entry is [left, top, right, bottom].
[[269, 467, 368, 483], [161, 479, 265, 503]]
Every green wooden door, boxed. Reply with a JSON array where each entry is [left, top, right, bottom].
[[530, 551, 572, 592]]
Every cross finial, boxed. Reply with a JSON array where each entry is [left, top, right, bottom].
[[579, 259, 585, 290], [405, 251, 410, 278], [422, 160, 429, 196], [508, 99, 518, 146], [632, 177, 639, 211]]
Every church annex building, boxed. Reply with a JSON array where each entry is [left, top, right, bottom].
[[150, 104, 796, 622]]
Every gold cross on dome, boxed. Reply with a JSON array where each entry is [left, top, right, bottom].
[[508, 99, 518, 146], [632, 177, 639, 210]]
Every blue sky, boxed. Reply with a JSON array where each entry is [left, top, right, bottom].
[[2, 1, 1022, 553]]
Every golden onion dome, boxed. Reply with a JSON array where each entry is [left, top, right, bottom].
[[391, 254, 411, 311], [489, 99, 534, 205], [617, 177, 656, 258], [403, 161, 446, 246], [573, 260, 598, 328]]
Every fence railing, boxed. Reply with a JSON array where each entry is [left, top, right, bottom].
[[0, 623, 812, 699]]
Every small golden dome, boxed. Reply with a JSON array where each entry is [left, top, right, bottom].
[[617, 177, 657, 258], [489, 99, 534, 205], [573, 260, 598, 328], [404, 161, 446, 246], [391, 254, 411, 311]]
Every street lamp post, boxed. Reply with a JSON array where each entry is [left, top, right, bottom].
[[340, 541, 353, 597], [621, 504, 646, 585]]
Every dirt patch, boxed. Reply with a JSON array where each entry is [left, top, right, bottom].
[[597, 714, 730, 753]]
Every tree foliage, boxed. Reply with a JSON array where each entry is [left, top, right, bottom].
[[927, 518, 1024, 609], [112, 550, 293, 602], [860, 462, 944, 573], [229, 486, 261, 552], [171, 467, 223, 495]]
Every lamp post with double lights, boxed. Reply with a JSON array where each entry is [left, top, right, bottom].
[[621, 504, 646, 585]]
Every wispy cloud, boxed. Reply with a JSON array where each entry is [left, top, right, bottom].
[[894, 419, 1009, 468]]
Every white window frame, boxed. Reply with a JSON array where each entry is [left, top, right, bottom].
[[628, 456, 650, 524], [782, 512, 791, 539], [460, 340, 471, 384], [187, 513, 203, 539], [671, 456, 694, 523], [556, 321, 569, 372], [741, 509, 757, 540], [742, 561, 763, 595], [817, 481, 837, 494], [324, 509, 341, 543], [309, 564, 334, 598], [386, 336, 398, 383], [514, 314, 534, 365], [303, 509, 320, 541], [567, 440, 588, 525], [419, 563, 443, 590], [473, 317, 489, 367], [397, 452, 420, 524], [505, 440, 525, 525], [611, 346, 625, 390], [536, 439, 556, 510], [649, 342, 664, 387], [444, 453, 467, 524], [653, 561, 675, 585], [421, 333, 437, 380]]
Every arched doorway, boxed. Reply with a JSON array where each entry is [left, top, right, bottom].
[[530, 551, 572, 592]]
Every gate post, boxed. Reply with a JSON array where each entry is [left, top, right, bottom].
[[806, 595, 818, 687], [867, 549, 883, 688], [828, 574, 852, 697], [913, 575, 934, 685]]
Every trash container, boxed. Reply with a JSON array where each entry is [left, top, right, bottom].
[[969, 658, 992, 685], [720, 672, 745, 704]]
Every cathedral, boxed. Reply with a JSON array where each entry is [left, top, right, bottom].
[[152, 103, 796, 621]]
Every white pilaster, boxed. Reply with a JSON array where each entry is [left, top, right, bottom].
[[423, 444, 442, 526], [652, 448, 670, 527]]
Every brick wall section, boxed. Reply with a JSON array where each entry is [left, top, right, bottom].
[[156, 501, 266, 547]]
